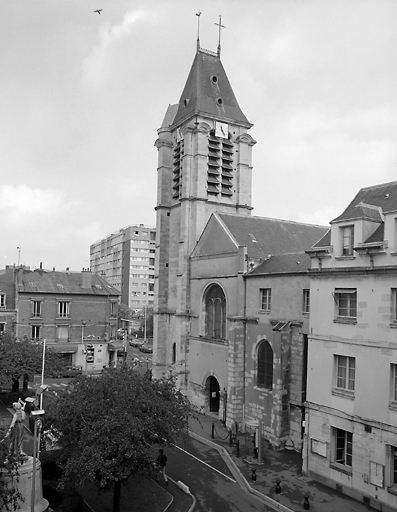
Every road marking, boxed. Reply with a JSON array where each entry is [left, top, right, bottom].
[[176, 445, 236, 483]]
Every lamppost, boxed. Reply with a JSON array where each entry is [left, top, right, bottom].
[[30, 408, 45, 512]]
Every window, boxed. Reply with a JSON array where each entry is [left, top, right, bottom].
[[58, 301, 70, 318], [204, 284, 226, 339], [0, 294, 5, 308], [303, 289, 310, 314], [57, 326, 69, 341], [341, 225, 354, 256], [172, 343, 176, 364], [260, 288, 271, 312], [110, 302, 117, 317], [389, 446, 397, 488], [257, 340, 273, 389], [391, 364, 397, 403], [334, 355, 355, 392], [31, 300, 42, 318], [0, 323, 5, 335], [333, 428, 352, 467], [31, 325, 40, 340], [392, 289, 397, 323], [334, 289, 357, 319]]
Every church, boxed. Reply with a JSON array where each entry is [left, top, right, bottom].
[[152, 35, 327, 450]]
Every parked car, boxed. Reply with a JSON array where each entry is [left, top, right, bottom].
[[139, 344, 153, 354], [129, 338, 144, 348], [60, 365, 83, 378]]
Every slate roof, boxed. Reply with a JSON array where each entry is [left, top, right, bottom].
[[364, 223, 385, 244], [247, 252, 312, 276], [17, 269, 120, 296], [332, 181, 397, 223], [171, 49, 251, 129], [217, 213, 328, 259], [312, 229, 331, 249]]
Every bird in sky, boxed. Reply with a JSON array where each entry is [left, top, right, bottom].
[[94, 9, 102, 14]]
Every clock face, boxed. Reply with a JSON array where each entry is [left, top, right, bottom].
[[215, 122, 229, 139]]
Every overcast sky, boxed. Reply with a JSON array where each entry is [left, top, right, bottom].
[[1, 0, 396, 271]]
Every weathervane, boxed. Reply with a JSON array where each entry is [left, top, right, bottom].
[[215, 15, 225, 58], [196, 10, 202, 51]]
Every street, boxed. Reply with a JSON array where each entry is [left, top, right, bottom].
[[162, 439, 271, 512]]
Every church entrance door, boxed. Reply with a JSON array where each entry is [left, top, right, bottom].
[[208, 376, 220, 413]]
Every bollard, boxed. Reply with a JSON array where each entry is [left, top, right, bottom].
[[229, 430, 233, 447], [211, 422, 215, 439], [303, 495, 310, 510], [236, 439, 240, 458], [251, 469, 257, 482], [275, 478, 282, 494]]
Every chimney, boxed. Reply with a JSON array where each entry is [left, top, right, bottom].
[[81, 271, 92, 289], [40, 262, 43, 270]]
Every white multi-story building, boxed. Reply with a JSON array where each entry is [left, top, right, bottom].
[[90, 224, 156, 311], [304, 181, 397, 512]]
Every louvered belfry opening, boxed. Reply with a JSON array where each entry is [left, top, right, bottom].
[[172, 138, 184, 199], [207, 130, 234, 197]]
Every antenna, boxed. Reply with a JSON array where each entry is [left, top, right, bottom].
[[214, 15, 225, 58], [196, 10, 202, 51]]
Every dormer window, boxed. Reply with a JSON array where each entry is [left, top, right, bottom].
[[342, 226, 354, 256]]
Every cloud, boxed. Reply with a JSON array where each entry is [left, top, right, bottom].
[[81, 9, 148, 87], [0, 184, 80, 228]]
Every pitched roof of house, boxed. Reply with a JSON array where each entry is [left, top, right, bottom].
[[217, 213, 328, 259], [247, 251, 312, 276], [332, 181, 397, 223], [17, 269, 120, 296], [171, 49, 251, 129]]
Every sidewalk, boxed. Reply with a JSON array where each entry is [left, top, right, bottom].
[[189, 413, 376, 512]]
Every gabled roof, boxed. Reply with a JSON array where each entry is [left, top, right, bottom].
[[217, 213, 328, 259], [17, 269, 120, 296], [171, 49, 251, 129], [332, 181, 397, 223], [247, 252, 312, 276]]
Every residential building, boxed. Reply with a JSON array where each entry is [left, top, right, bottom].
[[90, 224, 156, 311], [304, 181, 397, 512], [0, 266, 122, 372]]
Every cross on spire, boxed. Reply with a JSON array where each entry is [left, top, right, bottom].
[[196, 10, 202, 51], [215, 15, 225, 58]]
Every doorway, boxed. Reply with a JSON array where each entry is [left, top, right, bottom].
[[207, 376, 220, 413]]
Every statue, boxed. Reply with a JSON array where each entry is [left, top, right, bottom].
[[7, 398, 27, 459]]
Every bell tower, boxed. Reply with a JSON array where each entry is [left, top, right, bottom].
[[153, 39, 256, 387]]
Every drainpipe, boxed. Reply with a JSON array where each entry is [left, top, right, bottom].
[[242, 260, 248, 431]]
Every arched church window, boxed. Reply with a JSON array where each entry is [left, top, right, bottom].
[[204, 284, 226, 340], [257, 340, 273, 389]]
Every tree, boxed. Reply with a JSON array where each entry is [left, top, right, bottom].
[[0, 425, 23, 512], [0, 334, 66, 391], [47, 368, 190, 512]]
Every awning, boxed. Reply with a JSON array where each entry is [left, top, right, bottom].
[[108, 341, 125, 353], [47, 343, 78, 354]]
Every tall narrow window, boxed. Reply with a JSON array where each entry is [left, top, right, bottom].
[[31, 300, 42, 318], [260, 288, 271, 312], [391, 364, 397, 403], [172, 342, 176, 364], [207, 130, 234, 197], [341, 225, 354, 256], [334, 355, 355, 392], [257, 340, 273, 389], [58, 301, 70, 318], [110, 301, 117, 318], [205, 284, 226, 340], [333, 428, 352, 467], [392, 289, 397, 323], [31, 325, 40, 341], [0, 294, 5, 308], [302, 289, 310, 314]]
